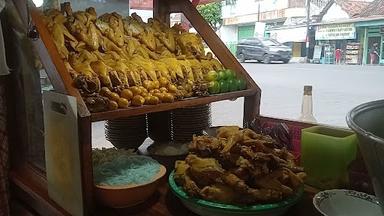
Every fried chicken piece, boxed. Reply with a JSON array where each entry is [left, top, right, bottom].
[[107, 61, 128, 88], [131, 56, 157, 81], [184, 172, 201, 197], [216, 126, 241, 139], [178, 59, 194, 81], [83, 94, 109, 112], [73, 74, 101, 95], [123, 14, 145, 37], [283, 167, 303, 189], [66, 8, 100, 51], [200, 184, 236, 204], [139, 30, 157, 51], [222, 173, 282, 203], [174, 160, 201, 196], [187, 59, 204, 81], [158, 58, 183, 81], [157, 29, 176, 52], [61, 2, 72, 16], [174, 160, 190, 185], [177, 32, 205, 58], [200, 59, 214, 73], [147, 17, 168, 33], [186, 154, 225, 187], [124, 36, 141, 57], [90, 60, 113, 88], [229, 166, 250, 182], [45, 10, 79, 59], [210, 58, 224, 71], [72, 62, 96, 78], [96, 12, 125, 47], [153, 60, 171, 81], [220, 131, 242, 154], [189, 135, 224, 157], [255, 169, 294, 197], [64, 61, 79, 78], [51, 23, 70, 59]]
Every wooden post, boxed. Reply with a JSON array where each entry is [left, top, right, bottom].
[[153, 0, 170, 26], [78, 116, 93, 215]]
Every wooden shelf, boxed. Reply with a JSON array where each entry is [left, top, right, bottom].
[[25, 0, 262, 215], [91, 89, 256, 121], [30, 6, 261, 120]]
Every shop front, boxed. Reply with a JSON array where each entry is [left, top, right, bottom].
[[356, 19, 384, 65], [315, 23, 361, 64], [267, 25, 307, 61]]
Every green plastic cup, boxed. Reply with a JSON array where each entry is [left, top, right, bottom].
[[301, 126, 358, 189]]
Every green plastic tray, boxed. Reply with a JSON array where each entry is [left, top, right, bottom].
[[168, 171, 303, 216]]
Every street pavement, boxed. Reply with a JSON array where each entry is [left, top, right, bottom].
[[212, 62, 384, 127], [92, 63, 384, 148]]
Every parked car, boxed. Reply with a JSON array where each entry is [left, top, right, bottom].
[[236, 38, 292, 63]]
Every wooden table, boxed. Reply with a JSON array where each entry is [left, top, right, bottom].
[[95, 180, 322, 216]]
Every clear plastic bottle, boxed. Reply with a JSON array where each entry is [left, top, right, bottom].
[[299, 85, 317, 123]]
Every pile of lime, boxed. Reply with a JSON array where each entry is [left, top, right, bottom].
[[205, 69, 246, 94]]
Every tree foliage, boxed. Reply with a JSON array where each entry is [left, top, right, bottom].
[[197, 2, 223, 31]]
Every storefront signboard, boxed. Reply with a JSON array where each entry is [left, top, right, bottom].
[[315, 23, 356, 40], [269, 26, 307, 43]]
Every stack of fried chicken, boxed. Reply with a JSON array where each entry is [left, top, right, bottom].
[[174, 126, 306, 204], [42, 2, 224, 112]]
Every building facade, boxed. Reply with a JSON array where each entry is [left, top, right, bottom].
[[311, 0, 384, 65], [220, 0, 312, 54]]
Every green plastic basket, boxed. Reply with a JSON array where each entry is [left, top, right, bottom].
[[168, 171, 304, 216]]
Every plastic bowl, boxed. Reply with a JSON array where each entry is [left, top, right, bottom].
[[168, 171, 303, 216], [94, 165, 166, 208], [347, 99, 384, 213]]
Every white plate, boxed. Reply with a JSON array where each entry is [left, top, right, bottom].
[[313, 189, 383, 216]]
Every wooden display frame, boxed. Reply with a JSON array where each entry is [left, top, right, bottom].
[[12, 0, 262, 215], [30, 0, 261, 122]]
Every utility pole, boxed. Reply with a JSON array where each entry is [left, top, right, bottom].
[[306, 0, 311, 63]]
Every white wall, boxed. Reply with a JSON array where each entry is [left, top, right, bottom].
[[222, 0, 289, 18], [219, 25, 238, 43], [284, 8, 306, 17], [269, 26, 307, 43], [322, 4, 350, 21]]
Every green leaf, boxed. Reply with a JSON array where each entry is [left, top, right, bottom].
[[197, 2, 222, 31]]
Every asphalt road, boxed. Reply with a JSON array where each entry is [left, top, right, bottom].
[[212, 62, 384, 127], [93, 63, 384, 148]]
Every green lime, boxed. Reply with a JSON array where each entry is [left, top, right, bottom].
[[217, 70, 227, 80], [228, 79, 237, 92], [219, 80, 229, 93], [225, 69, 236, 80], [237, 78, 246, 90], [205, 70, 218, 82], [208, 81, 220, 94]]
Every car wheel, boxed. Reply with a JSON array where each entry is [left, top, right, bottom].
[[237, 53, 246, 63], [263, 54, 271, 64], [283, 59, 290, 64]]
